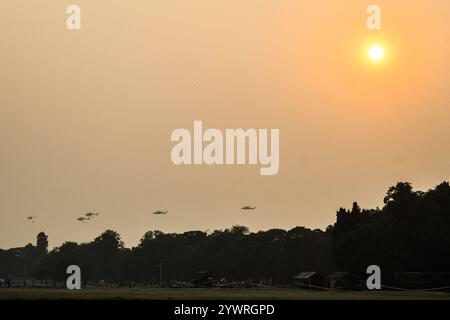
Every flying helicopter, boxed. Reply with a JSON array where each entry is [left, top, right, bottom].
[[152, 210, 168, 215]]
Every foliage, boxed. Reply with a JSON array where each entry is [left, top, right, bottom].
[[2, 182, 450, 283]]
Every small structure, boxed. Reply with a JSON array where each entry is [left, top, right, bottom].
[[327, 272, 362, 289], [293, 271, 324, 289]]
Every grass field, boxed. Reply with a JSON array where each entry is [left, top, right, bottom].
[[1, 287, 450, 300]]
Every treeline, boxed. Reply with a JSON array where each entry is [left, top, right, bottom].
[[2, 182, 450, 283], [32, 226, 332, 283], [333, 182, 450, 273]]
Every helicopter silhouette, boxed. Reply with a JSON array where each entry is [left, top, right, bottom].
[[85, 212, 99, 218], [27, 216, 38, 223]]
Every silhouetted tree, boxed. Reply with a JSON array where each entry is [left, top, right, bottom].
[[36, 232, 48, 253], [4, 181, 450, 284]]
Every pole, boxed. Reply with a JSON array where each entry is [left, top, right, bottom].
[[23, 252, 26, 278], [159, 263, 163, 287]]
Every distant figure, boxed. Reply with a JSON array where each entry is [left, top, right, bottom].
[[152, 210, 168, 215], [77, 217, 89, 222], [241, 206, 256, 210]]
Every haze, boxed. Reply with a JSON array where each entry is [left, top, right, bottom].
[[1, 0, 449, 248]]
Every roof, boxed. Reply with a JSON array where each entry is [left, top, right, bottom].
[[293, 271, 321, 279]]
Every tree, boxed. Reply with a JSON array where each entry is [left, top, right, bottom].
[[15, 181, 450, 285], [37, 232, 49, 253]]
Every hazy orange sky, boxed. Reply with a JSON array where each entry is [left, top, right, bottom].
[[1, 1, 449, 249]]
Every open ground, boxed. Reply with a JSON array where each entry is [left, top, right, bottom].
[[1, 288, 450, 300]]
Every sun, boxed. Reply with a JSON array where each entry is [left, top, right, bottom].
[[369, 45, 384, 61]]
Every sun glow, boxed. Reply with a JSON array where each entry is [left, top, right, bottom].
[[369, 45, 384, 61]]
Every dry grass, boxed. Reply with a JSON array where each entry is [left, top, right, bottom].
[[1, 287, 450, 300]]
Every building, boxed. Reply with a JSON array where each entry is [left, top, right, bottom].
[[293, 271, 324, 289], [327, 272, 362, 289]]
